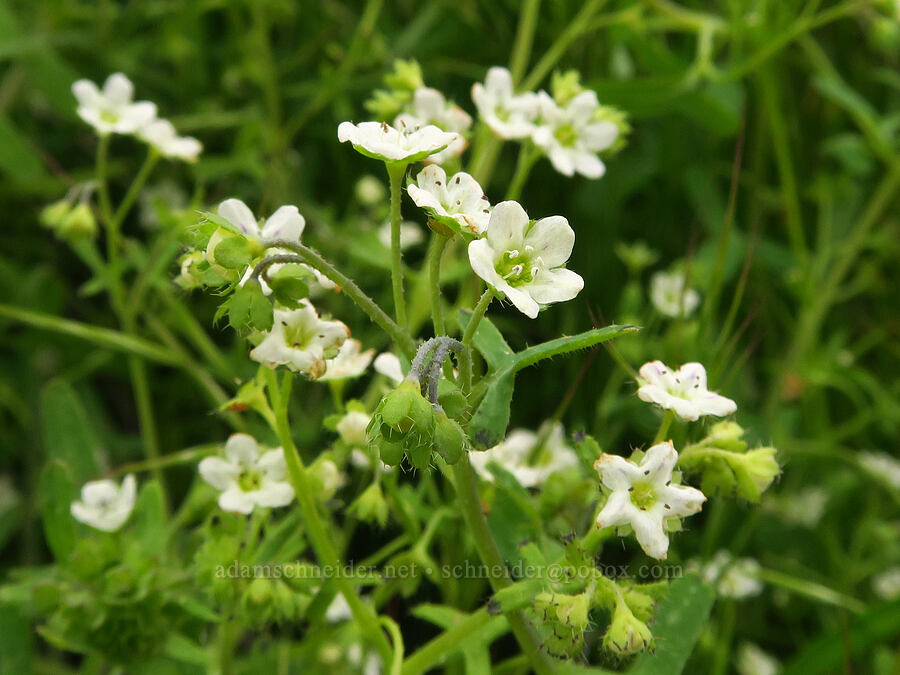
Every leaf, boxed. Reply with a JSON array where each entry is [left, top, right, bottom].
[[40, 380, 102, 482], [512, 324, 640, 372], [486, 463, 543, 565], [782, 600, 900, 675], [469, 369, 515, 449], [248, 283, 274, 331], [269, 276, 310, 309], [162, 633, 210, 666], [132, 480, 166, 554], [0, 604, 32, 675], [213, 236, 253, 270], [0, 114, 48, 185], [457, 311, 514, 371], [199, 210, 244, 236], [37, 460, 78, 561], [627, 575, 715, 675]]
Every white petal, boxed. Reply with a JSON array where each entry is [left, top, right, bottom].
[[103, 72, 134, 104], [595, 491, 633, 528], [412, 87, 446, 120], [640, 442, 678, 485], [572, 151, 606, 179], [467, 239, 502, 288], [659, 483, 706, 519], [257, 448, 287, 477], [218, 198, 259, 236], [218, 487, 256, 514], [484, 67, 514, 100], [676, 363, 709, 392], [547, 147, 576, 176], [631, 510, 670, 559], [503, 284, 540, 319], [582, 121, 618, 152], [224, 433, 260, 465], [594, 453, 643, 491], [694, 393, 737, 417], [71, 79, 100, 108], [527, 268, 583, 305], [566, 90, 599, 123], [486, 201, 528, 251], [81, 479, 120, 505], [118, 101, 157, 132], [262, 205, 305, 242], [119, 474, 137, 509], [524, 215, 574, 266], [253, 481, 295, 508], [374, 353, 404, 384], [199, 457, 240, 490]]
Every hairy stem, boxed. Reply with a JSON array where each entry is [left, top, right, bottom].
[[426, 232, 449, 336]]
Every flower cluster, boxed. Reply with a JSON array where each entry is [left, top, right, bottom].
[[72, 72, 201, 161]]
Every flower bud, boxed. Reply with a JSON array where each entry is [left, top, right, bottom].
[[407, 390, 436, 435], [380, 381, 418, 430], [437, 379, 468, 420], [377, 437, 404, 466], [555, 592, 591, 631], [432, 412, 466, 464], [176, 251, 206, 290], [59, 203, 98, 239], [603, 600, 653, 656], [40, 200, 72, 229], [349, 483, 389, 527], [705, 421, 747, 452], [246, 577, 272, 605], [309, 459, 342, 502], [734, 447, 780, 502], [551, 70, 584, 106], [407, 442, 432, 470]]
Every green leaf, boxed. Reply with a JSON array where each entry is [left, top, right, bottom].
[[247, 283, 274, 331], [627, 575, 715, 675], [162, 633, 210, 666], [37, 460, 78, 561], [512, 324, 640, 372], [213, 235, 253, 270], [469, 369, 515, 449], [457, 311, 514, 371], [0, 604, 32, 675], [199, 210, 245, 236], [0, 114, 48, 185], [226, 285, 254, 331], [269, 275, 310, 309], [132, 480, 166, 554], [40, 380, 102, 482]]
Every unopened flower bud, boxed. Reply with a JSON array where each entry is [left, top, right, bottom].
[[349, 483, 389, 527], [555, 592, 591, 631], [377, 437, 404, 466], [40, 200, 72, 229], [59, 203, 98, 238], [603, 599, 653, 655], [433, 412, 466, 464], [734, 447, 780, 502], [407, 442, 432, 470], [309, 459, 341, 502], [437, 379, 468, 420]]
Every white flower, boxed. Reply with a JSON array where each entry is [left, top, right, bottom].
[[325, 592, 353, 622], [471, 67, 540, 140], [198, 433, 294, 514], [71, 73, 157, 135], [250, 301, 350, 379], [319, 339, 375, 381], [407, 165, 491, 235], [377, 219, 424, 250], [338, 120, 458, 163], [337, 411, 371, 448], [697, 551, 763, 599], [767, 487, 828, 528], [859, 451, 900, 491], [215, 198, 305, 243], [470, 422, 578, 488], [650, 270, 701, 318], [395, 87, 472, 164], [594, 442, 707, 559], [468, 201, 583, 318], [138, 118, 202, 162], [637, 361, 737, 422], [532, 90, 619, 178], [70, 474, 136, 532], [238, 259, 335, 297], [873, 566, 900, 600], [736, 643, 780, 675], [374, 352, 405, 384]]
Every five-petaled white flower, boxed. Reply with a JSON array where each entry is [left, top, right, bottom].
[[338, 120, 458, 164], [395, 87, 472, 164], [471, 67, 540, 140], [532, 90, 619, 178], [650, 270, 700, 318], [70, 474, 137, 532], [319, 338, 375, 381], [637, 361, 737, 421], [468, 200, 583, 318], [377, 219, 424, 250], [215, 198, 305, 243], [373, 352, 405, 384], [594, 442, 706, 559], [250, 301, 349, 379], [138, 119, 202, 162], [72, 73, 157, 135], [470, 422, 579, 488], [199, 434, 294, 514], [407, 165, 491, 235]]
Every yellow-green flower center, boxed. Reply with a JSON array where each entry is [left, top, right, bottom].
[[100, 109, 120, 124], [282, 319, 315, 350], [238, 470, 263, 492], [630, 481, 657, 510], [554, 123, 578, 147], [495, 250, 535, 287]]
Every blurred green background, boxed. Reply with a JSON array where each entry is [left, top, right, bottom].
[[1, 0, 899, 672]]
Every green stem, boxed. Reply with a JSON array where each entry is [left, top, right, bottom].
[[757, 568, 866, 613], [426, 232, 449, 336], [505, 142, 540, 201], [95, 134, 114, 224], [652, 409, 675, 445], [387, 162, 409, 329], [450, 458, 556, 675], [460, 290, 494, 393], [508, 0, 542, 83], [265, 369, 394, 664], [127, 356, 164, 500], [262, 241, 416, 359], [402, 608, 500, 675], [105, 444, 219, 477], [111, 149, 159, 233]]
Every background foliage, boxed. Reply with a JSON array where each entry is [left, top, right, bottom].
[[1, 0, 899, 672]]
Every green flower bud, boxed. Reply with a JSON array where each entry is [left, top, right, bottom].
[[176, 251, 207, 290], [432, 412, 466, 465], [349, 483, 389, 527], [246, 577, 272, 605], [603, 599, 653, 656], [555, 592, 591, 631], [733, 447, 780, 502], [385, 59, 424, 92], [437, 379, 468, 420], [705, 421, 747, 452], [623, 589, 655, 622], [40, 200, 72, 229], [380, 380, 418, 430], [407, 442, 432, 470], [378, 437, 404, 466], [551, 70, 584, 106], [59, 203, 98, 239], [309, 459, 341, 502], [408, 392, 436, 435]]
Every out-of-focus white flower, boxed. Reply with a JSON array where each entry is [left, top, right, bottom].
[[407, 165, 491, 235], [355, 175, 387, 206], [199, 434, 294, 514], [736, 643, 780, 675], [71, 73, 157, 135], [470, 422, 578, 488], [468, 201, 583, 318], [338, 120, 458, 163], [70, 474, 136, 532], [250, 301, 349, 379], [637, 361, 737, 421], [873, 566, 900, 600], [697, 550, 764, 599], [377, 219, 424, 250], [471, 67, 540, 140], [374, 353, 405, 384], [650, 270, 700, 318], [395, 87, 472, 164], [531, 90, 618, 178], [594, 442, 706, 560], [319, 339, 375, 381], [214, 198, 305, 243], [337, 410, 371, 448], [325, 592, 353, 622], [769, 488, 828, 528], [138, 118, 202, 162], [859, 451, 900, 491]]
